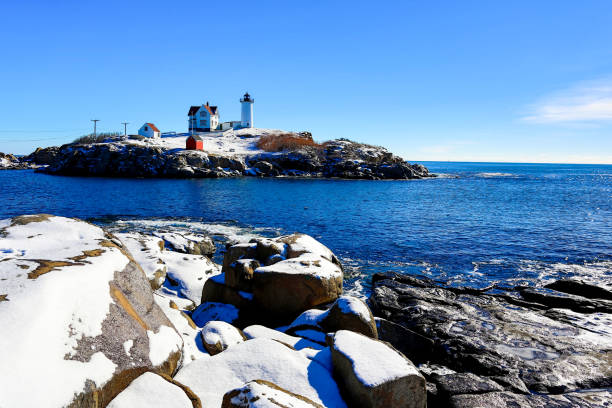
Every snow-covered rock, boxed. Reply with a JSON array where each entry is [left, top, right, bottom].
[[154, 293, 209, 362], [162, 250, 221, 305], [116, 232, 167, 289], [243, 325, 323, 351], [154, 231, 216, 257], [200, 321, 246, 355], [288, 296, 377, 339], [207, 234, 343, 323], [330, 330, 426, 408], [175, 338, 347, 407], [107, 372, 199, 408], [222, 380, 324, 407], [0, 215, 183, 408]]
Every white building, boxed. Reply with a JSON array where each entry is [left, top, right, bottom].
[[138, 123, 161, 138], [240, 92, 254, 128], [188, 102, 219, 133], [187, 93, 254, 134]]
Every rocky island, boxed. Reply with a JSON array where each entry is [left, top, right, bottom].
[[1, 214, 610, 407], [1, 129, 432, 179]]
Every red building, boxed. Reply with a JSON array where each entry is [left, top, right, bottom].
[[186, 135, 203, 150]]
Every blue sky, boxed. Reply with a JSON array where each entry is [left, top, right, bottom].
[[1, 1, 611, 163]]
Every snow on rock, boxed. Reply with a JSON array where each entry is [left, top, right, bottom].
[[0, 215, 183, 408], [243, 325, 323, 351], [331, 330, 426, 408], [213, 233, 343, 322], [107, 372, 198, 408], [191, 301, 240, 326], [154, 293, 209, 363], [222, 380, 324, 408], [116, 232, 167, 289], [287, 296, 378, 339], [162, 250, 221, 305], [200, 320, 246, 355], [153, 231, 216, 257], [175, 338, 346, 408]]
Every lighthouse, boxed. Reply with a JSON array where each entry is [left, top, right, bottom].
[[240, 92, 254, 128]]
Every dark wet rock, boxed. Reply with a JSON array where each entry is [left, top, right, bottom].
[[23, 146, 60, 165], [375, 317, 434, 364], [37, 136, 432, 180], [520, 287, 612, 313], [545, 279, 612, 301], [433, 372, 504, 396], [370, 272, 612, 402], [449, 390, 612, 408]]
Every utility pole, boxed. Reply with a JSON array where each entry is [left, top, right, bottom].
[[121, 122, 129, 137], [91, 119, 100, 138]]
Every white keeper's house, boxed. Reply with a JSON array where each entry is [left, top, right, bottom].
[[188, 92, 254, 134], [138, 123, 161, 138]]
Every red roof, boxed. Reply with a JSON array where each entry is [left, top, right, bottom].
[[146, 123, 160, 132]]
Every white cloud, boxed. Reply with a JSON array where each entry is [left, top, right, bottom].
[[522, 79, 612, 123]]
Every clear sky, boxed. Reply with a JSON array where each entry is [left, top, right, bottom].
[[1, 1, 611, 163]]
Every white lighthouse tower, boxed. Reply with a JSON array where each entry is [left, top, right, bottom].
[[240, 92, 254, 128]]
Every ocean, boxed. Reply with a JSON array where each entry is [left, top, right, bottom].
[[1, 162, 610, 296]]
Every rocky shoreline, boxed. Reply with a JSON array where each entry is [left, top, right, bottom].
[[1, 215, 610, 407], [0, 132, 433, 179]]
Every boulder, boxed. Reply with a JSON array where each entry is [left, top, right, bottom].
[[286, 296, 378, 339], [215, 234, 343, 323], [200, 321, 246, 356], [545, 279, 612, 301], [251, 234, 343, 320], [319, 296, 378, 338], [116, 232, 167, 290], [107, 372, 201, 408], [375, 318, 435, 364], [175, 338, 347, 407], [330, 330, 426, 408], [222, 380, 323, 408], [0, 215, 183, 408], [449, 390, 612, 408]]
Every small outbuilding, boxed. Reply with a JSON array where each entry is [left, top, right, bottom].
[[138, 123, 161, 138], [186, 134, 203, 150]]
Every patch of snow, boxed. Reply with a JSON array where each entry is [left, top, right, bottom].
[[288, 309, 327, 330], [153, 293, 209, 362], [116, 232, 166, 288], [336, 296, 372, 322], [255, 253, 341, 279], [286, 234, 335, 262], [243, 325, 323, 351], [123, 340, 134, 357], [161, 250, 220, 305], [107, 372, 193, 408], [191, 302, 240, 326], [175, 338, 346, 407], [147, 325, 182, 366], [332, 330, 420, 387]]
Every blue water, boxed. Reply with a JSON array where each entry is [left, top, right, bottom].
[[1, 162, 611, 292]]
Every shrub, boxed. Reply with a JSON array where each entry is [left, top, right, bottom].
[[72, 132, 121, 144], [256, 133, 322, 152]]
